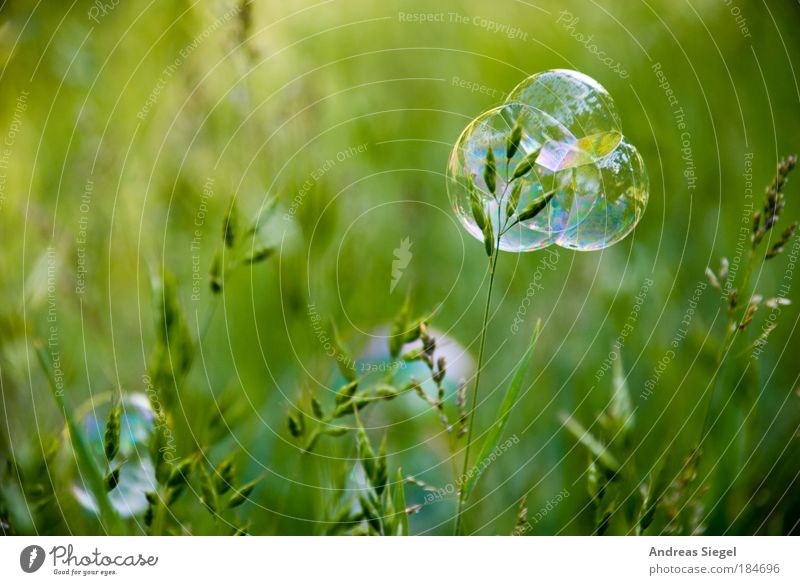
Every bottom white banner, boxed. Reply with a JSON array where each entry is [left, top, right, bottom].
[[1, 536, 798, 583]]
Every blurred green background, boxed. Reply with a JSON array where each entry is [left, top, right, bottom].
[[1, 0, 800, 535]]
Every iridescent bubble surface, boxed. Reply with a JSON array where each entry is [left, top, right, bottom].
[[447, 69, 647, 253], [68, 393, 156, 518]]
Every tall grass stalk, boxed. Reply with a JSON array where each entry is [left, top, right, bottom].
[[698, 157, 796, 452], [455, 214, 502, 536], [34, 343, 124, 534]]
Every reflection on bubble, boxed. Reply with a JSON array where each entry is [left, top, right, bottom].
[[68, 393, 156, 518], [447, 69, 647, 253]]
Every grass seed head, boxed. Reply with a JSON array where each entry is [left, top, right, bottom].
[[103, 397, 121, 463], [506, 117, 523, 161], [483, 147, 496, 195], [104, 466, 121, 492], [227, 478, 258, 509], [287, 412, 305, 437]]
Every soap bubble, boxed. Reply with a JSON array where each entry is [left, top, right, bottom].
[[447, 69, 647, 253], [359, 326, 474, 398], [68, 393, 156, 518], [506, 69, 622, 139]]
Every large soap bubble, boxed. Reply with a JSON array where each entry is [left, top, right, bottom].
[[447, 69, 647, 252]]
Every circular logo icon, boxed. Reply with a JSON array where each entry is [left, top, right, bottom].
[[20, 545, 46, 573]]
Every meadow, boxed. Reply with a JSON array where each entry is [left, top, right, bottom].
[[1, 0, 800, 536]]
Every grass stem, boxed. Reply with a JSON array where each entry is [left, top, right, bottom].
[[454, 215, 501, 535]]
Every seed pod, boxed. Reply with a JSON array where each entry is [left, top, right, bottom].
[[739, 303, 758, 330], [483, 148, 496, 195], [433, 356, 446, 385], [389, 296, 410, 358], [103, 400, 121, 462], [512, 149, 540, 180], [401, 348, 425, 362], [215, 456, 236, 495], [357, 426, 377, 485], [587, 459, 604, 506], [223, 198, 238, 249], [287, 412, 304, 437], [166, 483, 184, 506], [302, 429, 321, 453], [704, 267, 720, 290], [373, 435, 388, 494], [402, 318, 426, 344], [782, 221, 798, 241], [456, 380, 468, 436], [405, 504, 422, 516], [331, 400, 356, 419], [144, 502, 154, 528], [766, 244, 784, 260], [422, 331, 436, 358], [765, 297, 791, 309], [470, 192, 487, 231], [513, 495, 528, 535], [243, 245, 274, 264], [375, 385, 399, 400], [718, 257, 729, 282], [359, 493, 381, 533], [227, 479, 258, 509], [483, 218, 494, 257], [506, 181, 523, 219], [323, 425, 349, 436], [335, 379, 359, 405], [310, 397, 324, 419], [104, 466, 121, 492], [506, 118, 523, 161], [199, 467, 218, 514], [517, 190, 556, 222], [167, 457, 194, 488], [209, 251, 223, 293]]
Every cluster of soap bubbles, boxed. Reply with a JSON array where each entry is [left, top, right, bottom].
[[447, 69, 648, 253]]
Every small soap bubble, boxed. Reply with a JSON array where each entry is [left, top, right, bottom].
[[68, 393, 156, 518], [447, 69, 647, 253], [360, 326, 474, 397]]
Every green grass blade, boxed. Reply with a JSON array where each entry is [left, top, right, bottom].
[[558, 412, 620, 473], [462, 319, 541, 501], [637, 455, 669, 535], [35, 343, 123, 534], [393, 468, 408, 536], [610, 354, 635, 435]]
